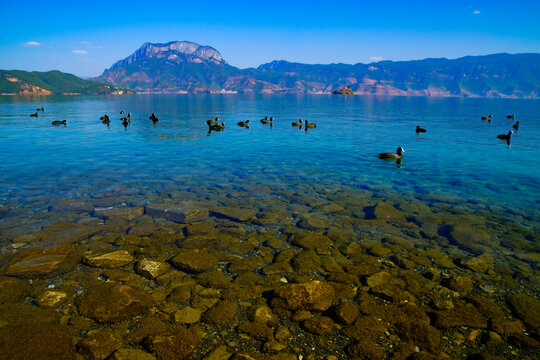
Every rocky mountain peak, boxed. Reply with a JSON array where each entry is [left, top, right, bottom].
[[105, 41, 225, 72]]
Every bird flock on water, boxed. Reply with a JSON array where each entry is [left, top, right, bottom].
[[28, 107, 522, 159]]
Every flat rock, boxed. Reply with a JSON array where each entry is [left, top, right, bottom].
[[0, 322, 75, 360], [366, 271, 393, 288], [36, 290, 68, 308], [273, 280, 334, 311], [202, 345, 232, 360], [459, 254, 494, 273], [210, 206, 257, 222], [135, 259, 170, 279], [448, 224, 491, 255], [432, 304, 488, 328], [5, 243, 80, 278], [145, 203, 209, 223], [174, 307, 201, 324], [170, 250, 217, 273], [145, 327, 201, 360], [506, 293, 540, 334], [92, 207, 144, 221], [77, 329, 122, 360], [365, 202, 406, 222], [111, 349, 156, 360], [76, 283, 153, 323], [83, 250, 134, 268]]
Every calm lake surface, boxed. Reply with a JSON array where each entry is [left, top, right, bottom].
[[0, 94, 539, 359]]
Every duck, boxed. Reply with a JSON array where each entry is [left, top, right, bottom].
[[237, 120, 250, 127], [416, 125, 427, 133], [291, 119, 303, 127], [304, 119, 316, 129], [102, 118, 110, 126], [52, 120, 66, 125], [208, 122, 225, 131], [378, 147, 405, 160], [36, 107, 44, 112], [481, 114, 493, 120], [206, 117, 219, 126], [120, 113, 131, 121], [260, 116, 273, 125], [512, 121, 519, 131], [497, 130, 513, 140], [149, 113, 158, 124], [100, 114, 109, 121], [120, 111, 124, 115], [30, 112, 38, 118], [506, 114, 515, 119], [122, 119, 129, 129]]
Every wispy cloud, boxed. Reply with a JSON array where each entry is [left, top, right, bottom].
[[80, 41, 103, 49], [72, 49, 88, 55], [473, 10, 481, 15], [369, 56, 384, 62], [24, 41, 42, 46]]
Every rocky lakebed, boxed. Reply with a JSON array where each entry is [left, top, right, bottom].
[[0, 183, 539, 360]]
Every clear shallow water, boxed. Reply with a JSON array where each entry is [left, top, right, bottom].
[[1, 94, 540, 360], [0, 94, 539, 224]]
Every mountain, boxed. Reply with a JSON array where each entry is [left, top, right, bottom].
[[93, 41, 540, 97], [0, 70, 132, 95]]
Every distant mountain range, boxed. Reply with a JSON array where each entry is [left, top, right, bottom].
[[2, 41, 540, 97], [93, 41, 540, 97], [0, 70, 132, 95]]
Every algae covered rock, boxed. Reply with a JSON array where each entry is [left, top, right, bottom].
[[170, 249, 218, 273], [145, 203, 209, 223], [506, 292, 540, 334], [303, 316, 334, 335], [5, 243, 80, 278], [273, 280, 334, 311], [432, 304, 488, 328], [145, 326, 202, 360], [77, 329, 122, 360], [203, 301, 238, 326], [135, 259, 171, 279], [83, 250, 134, 269], [76, 283, 153, 323]]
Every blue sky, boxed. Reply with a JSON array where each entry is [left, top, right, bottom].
[[1, 0, 539, 77]]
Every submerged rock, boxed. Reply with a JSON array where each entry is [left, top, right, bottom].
[[111, 348, 156, 360], [92, 206, 144, 221], [145, 203, 209, 223], [135, 259, 171, 279], [169, 249, 218, 273], [76, 283, 153, 323], [77, 329, 122, 360], [432, 304, 488, 328], [506, 293, 540, 334], [273, 280, 334, 311], [145, 326, 202, 360], [4, 243, 80, 278], [83, 250, 134, 268], [210, 206, 258, 222], [0, 322, 75, 360]]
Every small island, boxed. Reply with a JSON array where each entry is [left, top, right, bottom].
[[332, 86, 355, 95]]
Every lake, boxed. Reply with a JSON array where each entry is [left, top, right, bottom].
[[0, 94, 539, 359]]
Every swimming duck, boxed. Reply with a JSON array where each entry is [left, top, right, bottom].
[[30, 112, 38, 118], [497, 130, 513, 140], [304, 119, 316, 129], [149, 113, 158, 123], [512, 121, 519, 131], [378, 147, 405, 160], [120, 113, 131, 121], [208, 122, 225, 131], [100, 114, 109, 121], [122, 119, 129, 129], [102, 118, 110, 126], [52, 120, 66, 125], [206, 117, 219, 126], [36, 107, 44, 112], [261, 116, 273, 125], [291, 119, 303, 127], [237, 120, 250, 127], [416, 125, 427, 133], [481, 114, 492, 121], [507, 114, 515, 119]]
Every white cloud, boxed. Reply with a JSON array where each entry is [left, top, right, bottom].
[[81, 41, 103, 49], [473, 10, 481, 15], [72, 49, 88, 55], [369, 56, 384, 62], [24, 41, 42, 46]]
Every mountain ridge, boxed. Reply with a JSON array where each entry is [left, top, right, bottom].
[[93, 42, 540, 97]]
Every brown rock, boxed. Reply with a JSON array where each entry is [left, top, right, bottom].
[[490, 318, 526, 335], [135, 259, 171, 279], [344, 315, 389, 341], [366, 202, 405, 223], [202, 345, 232, 360], [396, 321, 440, 351], [174, 307, 201, 324], [203, 301, 237, 326], [303, 316, 334, 335], [76, 283, 153, 323], [36, 290, 68, 308], [446, 276, 474, 293], [5, 244, 80, 278], [145, 326, 201, 360], [92, 207, 144, 221], [331, 301, 359, 325], [0, 323, 75, 360], [210, 206, 257, 222], [366, 271, 393, 288], [77, 330, 122, 360], [274, 326, 292, 343], [145, 203, 209, 223], [459, 254, 494, 273], [111, 348, 156, 360], [448, 224, 491, 255], [170, 249, 218, 273], [237, 322, 274, 341], [83, 250, 133, 268], [249, 305, 278, 326], [273, 280, 334, 311], [506, 292, 540, 334], [432, 304, 488, 328], [347, 339, 384, 359]]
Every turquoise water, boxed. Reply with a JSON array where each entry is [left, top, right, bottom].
[[0, 94, 539, 227]]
